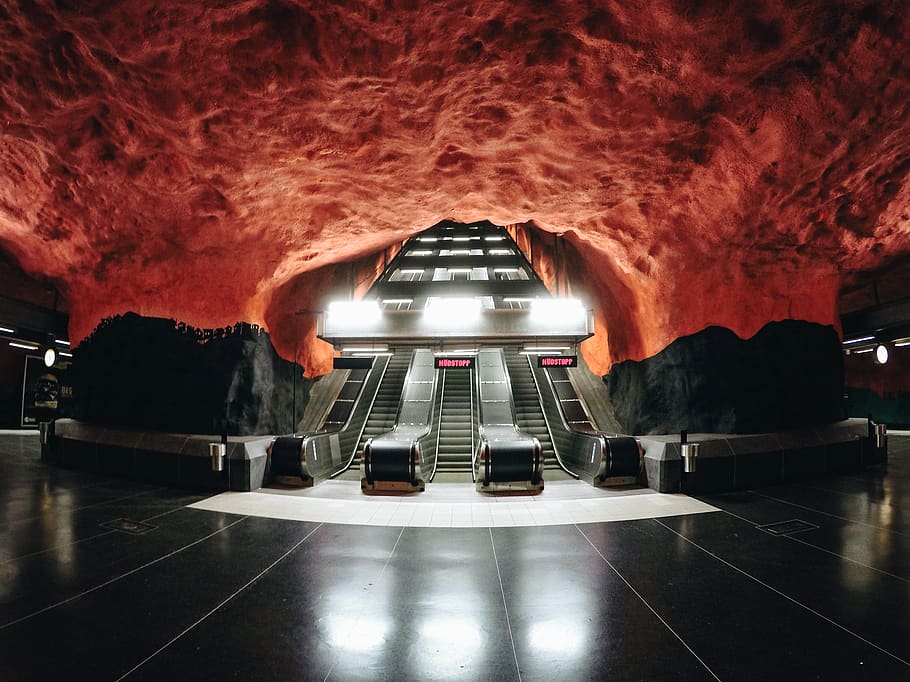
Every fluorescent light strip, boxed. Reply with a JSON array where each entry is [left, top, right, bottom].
[[408, 250, 432, 256], [0, 325, 14, 334], [520, 351, 562, 355], [843, 335, 875, 345], [9, 342, 39, 350], [853, 348, 874, 354], [342, 345, 389, 352], [419, 237, 438, 242], [488, 249, 512, 255], [55, 339, 70, 346], [435, 350, 478, 356], [523, 346, 571, 351], [382, 299, 413, 304], [400, 269, 424, 274], [494, 268, 519, 273], [503, 297, 534, 302], [485, 236, 504, 241], [448, 268, 472, 274], [352, 352, 393, 357], [895, 341, 910, 348], [60, 351, 73, 357]]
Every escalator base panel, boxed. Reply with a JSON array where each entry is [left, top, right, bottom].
[[582, 474, 639, 488], [475, 479, 544, 494], [362, 478, 426, 494], [270, 474, 314, 489], [600, 475, 639, 487]]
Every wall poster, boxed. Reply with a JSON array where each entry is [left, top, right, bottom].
[[20, 355, 70, 427]]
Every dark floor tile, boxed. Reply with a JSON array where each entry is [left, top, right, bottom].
[[753, 481, 910, 534], [327, 602, 519, 682], [658, 513, 910, 669], [493, 525, 717, 681], [0, 507, 240, 625], [0, 516, 320, 681], [702, 490, 910, 579], [123, 524, 413, 682], [581, 518, 910, 680], [0, 487, 209, 561], [0, 477, 163, 526]]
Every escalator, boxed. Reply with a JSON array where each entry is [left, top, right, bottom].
[[334, 350, 412, 480], [431, 368, 476, 482], [503, 348, 575, 480]]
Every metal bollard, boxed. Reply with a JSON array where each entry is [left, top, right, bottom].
[[210, 442, 226, 472], [875, 423, 887, 449], [681, 443, 699, 474], [39, 421, 51, 446]]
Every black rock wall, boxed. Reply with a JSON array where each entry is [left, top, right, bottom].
[[606, 320, 845, 435], [70, 312, 309, 435]]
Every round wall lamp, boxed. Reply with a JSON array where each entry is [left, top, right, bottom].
[[874, 343, 889, 365], [43, 346, 57, 367]]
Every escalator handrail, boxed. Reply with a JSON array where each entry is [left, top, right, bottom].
[[370, 349, 440, 484], [532, 358, 609, 480], [428, 368, 447, 481], [520, 351, 578, 477], [327, 353, 395, 477], [534, 361, 642, 481]]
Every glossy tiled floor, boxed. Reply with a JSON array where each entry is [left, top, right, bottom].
[[1, 432, 908, 680]]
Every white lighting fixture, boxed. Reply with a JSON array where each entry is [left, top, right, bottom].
[[342, 345, 389, 353], [425, 297, 481, 323], [488, 249, 512, 255], [874, 343, 889, 365], [44, 347, 56, 367], [493, 268, 520, 273], [523, 345, 571, 352], [419, 237, 438, 242], [9, 342, 39, 350], [531, 298, 585, 324], [435, 349, 478, 356], [0, 325, 14, 334], [484, 236, 504, 241], [503, 297, 534, 303], [895, 341, 910, 348], [448, 268, 472, 274], [452, 236, 471, 242], [400, 269, 424, 275], [408, 250, 432, 256], [843, 335, 876, 346], [54, 339, 70, 346], [60, 351, 73, 358], [854, 348, 874, 354], [326, 300, 381, 327]]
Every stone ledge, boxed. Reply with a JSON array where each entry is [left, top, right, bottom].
[[640, 418, 884, 493], [43, 419, 272, 491]]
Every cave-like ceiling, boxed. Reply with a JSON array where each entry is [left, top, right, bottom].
[[1, 0, 909, 374]]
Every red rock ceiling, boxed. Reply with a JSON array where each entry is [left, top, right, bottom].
[[1, 0, 909, 376]]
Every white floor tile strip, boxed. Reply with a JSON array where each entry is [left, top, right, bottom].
[[188, 480, 718, 528]]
